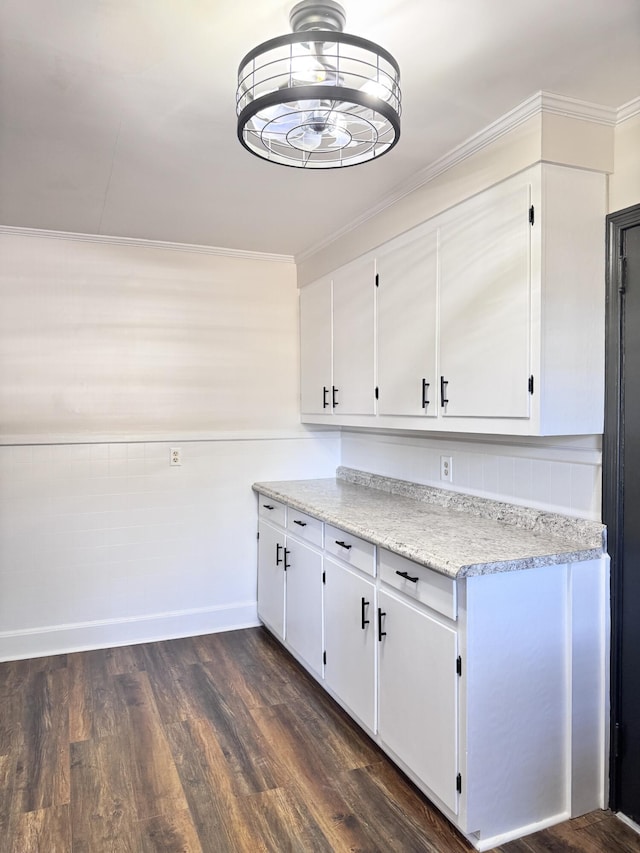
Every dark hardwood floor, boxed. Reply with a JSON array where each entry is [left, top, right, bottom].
[[0, 626, 638, 852]]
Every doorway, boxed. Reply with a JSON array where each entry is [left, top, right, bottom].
[[604, 202, 640, 820]]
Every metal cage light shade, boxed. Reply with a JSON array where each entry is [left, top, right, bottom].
[[236, 0, 401, 168]]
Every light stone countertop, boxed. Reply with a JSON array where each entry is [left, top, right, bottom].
[[252, 468, 605, 579]]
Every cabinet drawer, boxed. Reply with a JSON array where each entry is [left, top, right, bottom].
[[287, 509, 323, 548], [379, 549, 457, 621], [258, 494, 287, 528], [325, 524, 375, 577]]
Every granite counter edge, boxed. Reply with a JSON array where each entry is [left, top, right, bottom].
[[252, 481, 604, 580]]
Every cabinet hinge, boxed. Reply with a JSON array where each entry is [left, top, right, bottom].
[[456, 656, 462, 676], [529, 205, 535, 226], [322, 571, 326, 584], [323, 650, 327, 665], [375, 386, 379, 400], [375, 273, 379, 287], [614, 722, 625, 759], [528, 375, 534, 395], [456, 773, 462, 794]]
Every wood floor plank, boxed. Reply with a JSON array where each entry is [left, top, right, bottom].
[[67, 652, 93, 744], [104, 643, 147, 677], [15, 668, 70, 813], [251, 698, 380, 785], [181, 662, 283, 795], [164, 717, 256, 853], [573, 814, 640, 853], [0, 658, 29, 756], [115, 671, 190, 822], [85, 648, 125, 740], [2, 628, 640, 853], [10, 804, 70, 853], [28, 654, 68, 674], [0, 752, 16, 837], [69, 736, 143, 853], [138, 808, 204, 853], [336, 761, 472, 853], [205, 628, 313, 710], [138, 645, 199, 725], [235, 786, 335, 853], [249, 703, 388, 852]]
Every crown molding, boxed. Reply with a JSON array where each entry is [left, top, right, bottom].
[[0, 225, 295, 264], [295, 90, 619, 265], [617, 96, 640, 123]]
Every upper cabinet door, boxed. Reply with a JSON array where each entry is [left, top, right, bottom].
[[377, 224, 438, 417], [300, 276, 332, 415], [439, 178, 532, 419], [332, 256, 376, 415]]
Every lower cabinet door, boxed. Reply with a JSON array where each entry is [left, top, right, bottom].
[[285, 537, 323, 676], [378, 590, 460, 814], [324, 558, 376, 732], [257, 521, 285, 640]]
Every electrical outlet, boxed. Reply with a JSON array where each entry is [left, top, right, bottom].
[[440, 455, 453, 482], [170, 447, 182, 466]]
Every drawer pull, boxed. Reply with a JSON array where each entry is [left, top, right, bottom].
[[378, 608, 387, 641], [284, 548, 291, 571], [361, 597, 370, 630], [275, 543, 283, 566], [332, 386, 339, 407], [263, 504, 275, 510], [293, 519, 307, 527], [396, 569, 419, 584], [335, 540, 352, 550], [323, 386, 329, 409]]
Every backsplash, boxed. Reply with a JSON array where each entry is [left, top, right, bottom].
[[340, 430, 602, 520]]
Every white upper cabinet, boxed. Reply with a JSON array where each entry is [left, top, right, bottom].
[[299, 276, 332, 416], [377, 223, 439, 417], [438, 179, 531, 420], [332, 256, 376, 415], [299, 162, 606, 436]]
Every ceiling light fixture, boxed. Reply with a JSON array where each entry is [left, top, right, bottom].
[[236, 0, 401, 169]]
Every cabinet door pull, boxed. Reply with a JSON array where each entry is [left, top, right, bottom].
[[335, 540, 352, 550], [263, 504, 275, 510], [284, 548, 290, 571], [440, 376, 449, 407], [275, 543, 283, 566], [332, 386, 339, 407], [361, 597, 370, 630], [396, 570, 419, 584], [422, 378, 430, 409], [378, 608, 387, 641], [293, 519, 307, 527], [323, 386, 329, 409]]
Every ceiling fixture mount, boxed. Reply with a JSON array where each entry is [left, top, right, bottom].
[[236, 0, 401, 169]]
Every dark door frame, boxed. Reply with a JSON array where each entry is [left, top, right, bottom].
[[603, 201, 640, 809]]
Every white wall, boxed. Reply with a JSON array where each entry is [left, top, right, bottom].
[[0, 230, 340, 660], [0, 231, 301, 438]]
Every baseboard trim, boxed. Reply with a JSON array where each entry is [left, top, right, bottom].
[[0, 602, 259, 661]]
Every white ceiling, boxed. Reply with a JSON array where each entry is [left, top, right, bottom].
[[1, 0, 639, 257]]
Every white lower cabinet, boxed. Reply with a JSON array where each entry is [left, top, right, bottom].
[[256, 494, 607, 850], [323, 557, 376, 733], [377, 589, 459, 814], [284, 536, 323, 677], [257, 497, 324, 674], [257, 519, 286, 640]]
